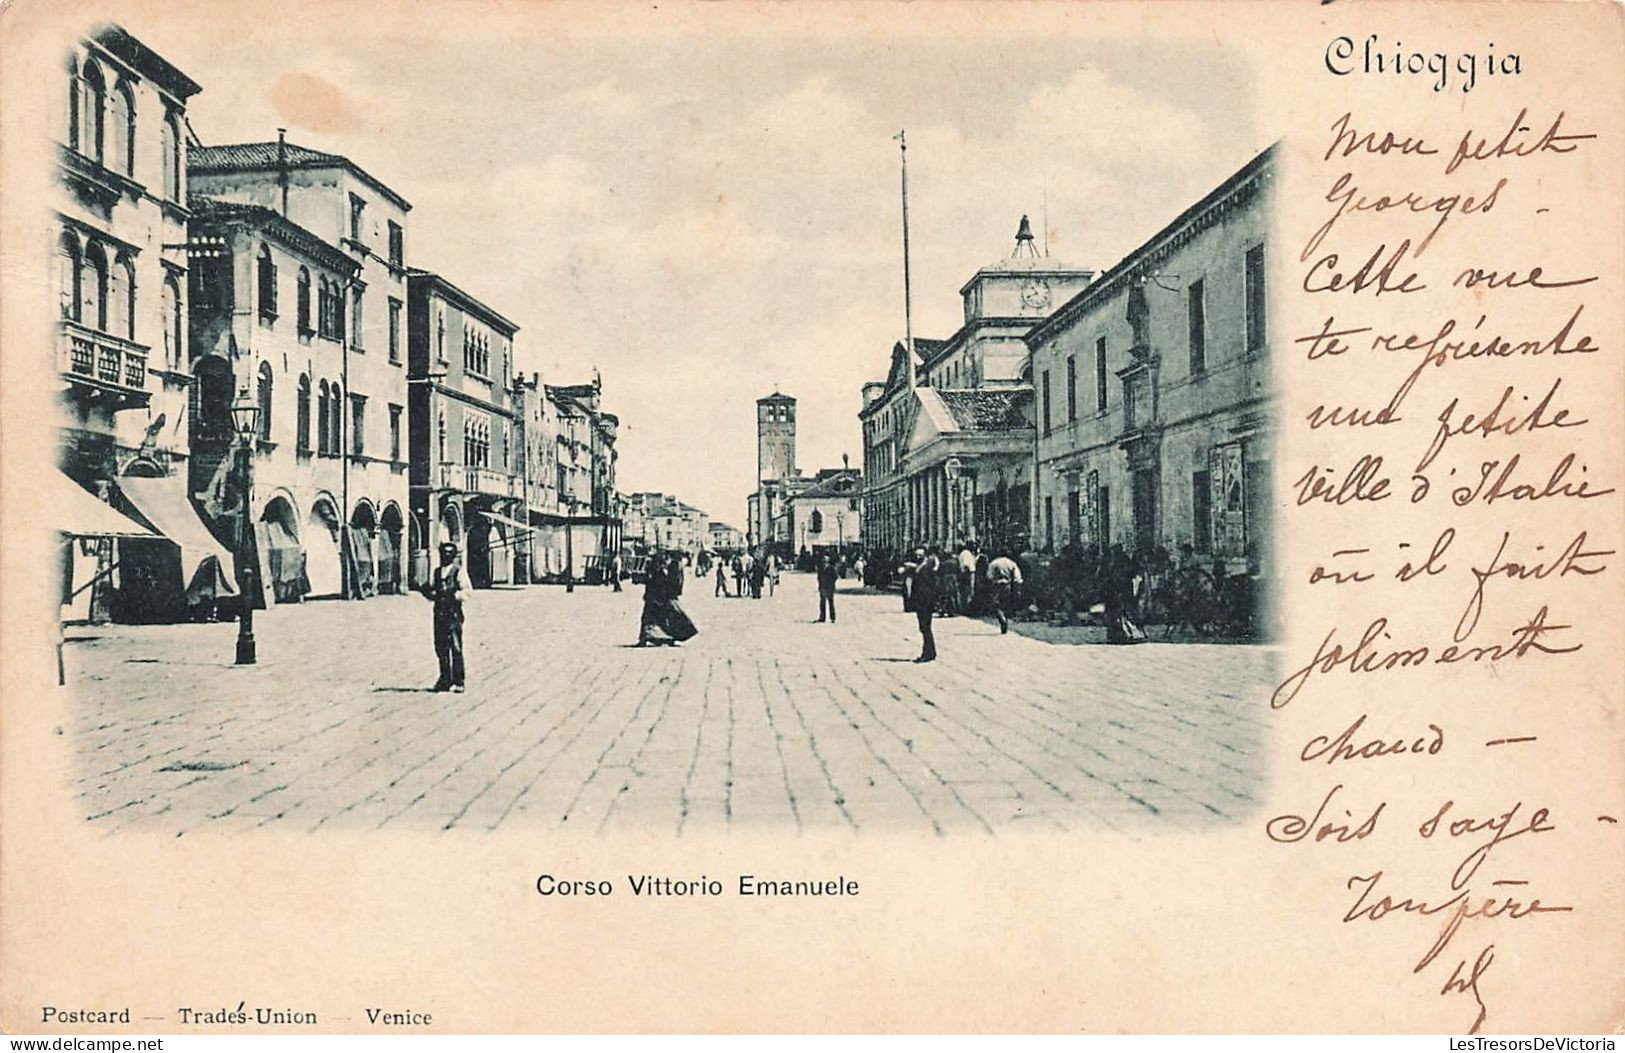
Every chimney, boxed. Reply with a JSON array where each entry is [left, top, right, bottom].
[[276, 128, 289, 217]]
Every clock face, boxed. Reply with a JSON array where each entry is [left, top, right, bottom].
[[1021, 278, 1052, 309]]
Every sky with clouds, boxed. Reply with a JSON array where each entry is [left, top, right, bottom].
[[119, 4, 1270, 529]]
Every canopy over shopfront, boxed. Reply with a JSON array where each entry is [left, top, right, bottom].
[[116, 474, 236, 601], [53, 470, 157, 538]]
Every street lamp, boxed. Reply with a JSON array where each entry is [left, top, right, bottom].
[[229, 386, 261, 665], [944, 457, 962, 547]]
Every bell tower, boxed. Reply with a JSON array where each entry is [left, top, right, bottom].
[[756, 392, 796, 483]]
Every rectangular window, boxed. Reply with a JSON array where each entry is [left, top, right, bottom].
[[351, 289, 364, 350], [1066, 489, 1080, 543], [1188, 277, 1206, 374], [388, 298, 401, 363], [349, 194, 366, 242], [1193, 469, 1212, 554], [387, 221, 404, 268], [1044, 495, 1054, 552], [350, 395, 365, 457], [1245, 244, 1267, 353], [1095, 336, 1108, 411], [1099, 486, 1111, 547], [389, 404, 402, 462], [1041, 370, 1052, 437], [1066, 355, 1077, 422]]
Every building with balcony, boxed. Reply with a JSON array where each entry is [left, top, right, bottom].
[[185, 197, 376, 604], [405, 268, 523, 589], [859, 217, 1093, 557], [1027, 145, 1275, 573], [189, 131, 413, 598], [510, 370, 560, 582], [54, 26, 212, 623], [543, 379, 622, 580]]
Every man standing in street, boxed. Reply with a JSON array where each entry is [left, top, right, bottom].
[[957, 540, 978, 615], [609, 551, 623, 592], [987, 550, 1023, 635], [424, 542, 466, 692], [715, 558, 730, 597], [911, 547, 940, 662], [815, 554, 838, 623]]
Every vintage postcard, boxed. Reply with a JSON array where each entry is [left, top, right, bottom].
[[0, 0, 1620, 1036]]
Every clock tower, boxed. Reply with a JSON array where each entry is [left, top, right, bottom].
[[958, 215, 1093, 326]]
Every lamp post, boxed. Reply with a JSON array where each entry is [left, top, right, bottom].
[[944, 457, 962, 548], [229, 387, 261, 665]]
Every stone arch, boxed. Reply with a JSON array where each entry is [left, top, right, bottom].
[[304, 492, 343, 598], [378, 502, 405, 595], [260, 492, 306, 603], [348, 498, 379, 598]]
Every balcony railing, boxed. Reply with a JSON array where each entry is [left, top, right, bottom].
[[58, 320, 150, 405], [440, 462, 517, 497]]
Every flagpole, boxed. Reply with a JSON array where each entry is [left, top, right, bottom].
[[897, 130, 916, 391]]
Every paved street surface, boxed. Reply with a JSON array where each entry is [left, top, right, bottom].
[[63, 573, 1275, 836]]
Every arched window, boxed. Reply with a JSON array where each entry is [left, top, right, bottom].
[[810, 510, 824, 534], [56, 230, 80, 321], [317, 381, 330, 455], [65, 55, 79, 150], [106, 255, 134, 340], [79, 59, 105, 163], [296, 374, 311, 452], [161, 114, 181, 201], [435, 310, 445, 361], [296, 267, 311, 332], [162, 275, 182, 367], [256, 362, 273, 441], [109, 81, 134, 176], [257, 244, 277, 320], [329, 380, 342, 453], [80, 241, 107, 332]]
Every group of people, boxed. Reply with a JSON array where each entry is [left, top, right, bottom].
[[715, 551, 778, 599], [892, 542, 1025, 662], [638, 553, 698, 647]]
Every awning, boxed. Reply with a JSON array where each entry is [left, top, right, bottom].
[[116, 475, 237, 597], [54, 470, 158, 539], [480, 510, 533, 534]]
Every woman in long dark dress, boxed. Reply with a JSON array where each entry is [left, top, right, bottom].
[[1104, 545, 1148, 644], [638, 555, 697, 646]]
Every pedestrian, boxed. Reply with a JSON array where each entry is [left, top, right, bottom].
[[899, 549, 920, 612], [639, 555, 697, 647], [609, 551, 623, 592], [986, 550, 1023, 635], [714, 560, 729, 597], [766, 552, 778, 596], [1104, 544, 1148, 644], [815, 554, 838, 623], [910, 547, 940, 662], [732, 554, 745, 598], [956, 540, 977, 615], [423, 541, 466, 692], [749, 556, 765, 599]]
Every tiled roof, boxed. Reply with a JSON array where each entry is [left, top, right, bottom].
[[793, 470, 862, 500], [186, 195, 356, 273], [936, 389, 1031, 432], [189, 142, 346, 172], [188, 140, 411, 211]]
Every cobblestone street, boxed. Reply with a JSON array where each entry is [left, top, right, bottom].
[[62, 573, 1275, 836]]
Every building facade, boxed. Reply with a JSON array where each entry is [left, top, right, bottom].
[[185, 198, 378, 604], [54, 28, 206, 621], [1027, 145, 1276, 572], [544, 380, 622, 579], [707, 522, 745, 555], [859, 218, 1092, 556], [189, 133, 413, 597], [785, 467, 862, 556], [405, 268, 523, 589]]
